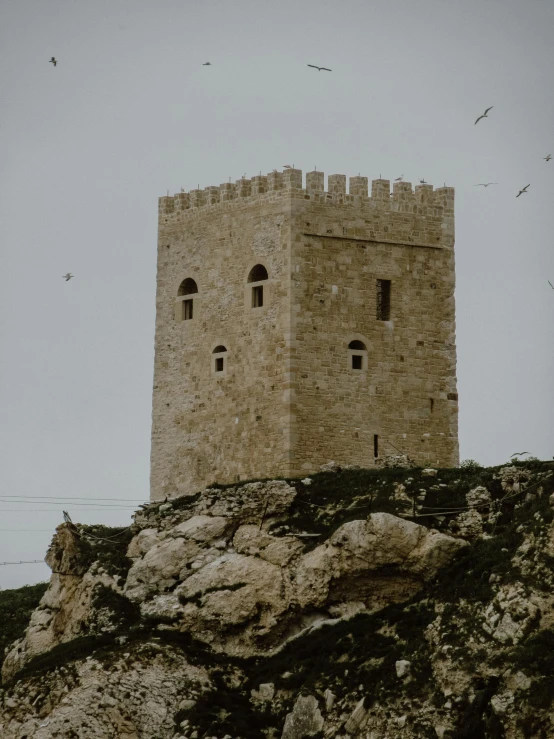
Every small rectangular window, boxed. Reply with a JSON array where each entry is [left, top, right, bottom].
[[183, 299, 193, 320], [376, 279, 391, 321], [215, 357, 224, 372], [252, 285, 264, 308], [352, 354, 363, 370], [373, 434, 379, 458]]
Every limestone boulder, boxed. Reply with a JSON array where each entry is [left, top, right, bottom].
[[176, 553, 287, 632], [281, 694, 324, 739], [168, 514, 228, 542], [125, 537, 202, 601], [2, 569, 120, 683], [126, 528, 161, 558], [233, 525, 305, 566], [295, 513, 467, 610]]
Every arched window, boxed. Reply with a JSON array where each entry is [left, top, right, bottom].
[[247, 264, 268, 308], [247, 265, 268, 283], [348, 340, 368, 371], [212, 345, 227, 373], [178, 278, 198, 296], [176, 278, 198, 321]]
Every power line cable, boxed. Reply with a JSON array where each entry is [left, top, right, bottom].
[[0, 560, 45, 567], [0, 495, 146, 502], [1, 508, 137, 513], [0, 499, 140, 508]]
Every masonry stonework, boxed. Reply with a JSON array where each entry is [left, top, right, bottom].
[[150, 169, 459, 500]]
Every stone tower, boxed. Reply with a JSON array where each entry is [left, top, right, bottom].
[[150, 168, 459, 500]]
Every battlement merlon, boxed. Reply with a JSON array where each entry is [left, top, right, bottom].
[[159, 169, 455, 247]]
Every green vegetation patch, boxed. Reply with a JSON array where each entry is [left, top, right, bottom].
[[0, 582, 48, 664], [91, 583, 141, 627], [77, 525, 135, 579]]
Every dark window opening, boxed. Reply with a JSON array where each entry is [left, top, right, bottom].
[[352, 354, 363, 370], [430, 398, 434, 413], [247, 264, 268, 283], [252, 285, 264, 308], [212, 345, 227, 354], [215, 357, 224, 372], [447, 392, 458, 401], [348, 340, 367, 351], [374, 434, 379, 458], [178, 278, 199, 296], [182, 299, 193, 320], [376, 279, 391, 321]]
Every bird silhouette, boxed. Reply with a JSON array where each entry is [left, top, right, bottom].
[[510, 452, 530, 457], [202, 61, 211, 66], [283, 165, 292, 169], [49, 57, 57, 67], [544, 154, 552, 162], [307, 64, 332, 72], [63, 511, 73, 523], [474, 183, 498, 187], [419, 179, 427, 184], [474, 106, 493, 125], [516, 184, 530, 198], [62, 273, 74, 281], [395, 175, 404, 182]]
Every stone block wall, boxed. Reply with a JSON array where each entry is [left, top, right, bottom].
[[151, 169, 458, 499]]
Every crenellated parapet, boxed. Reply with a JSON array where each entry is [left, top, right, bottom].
[[159, 168, 455, 246]]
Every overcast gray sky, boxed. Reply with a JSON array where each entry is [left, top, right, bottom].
[[1, 0, 553, 589]]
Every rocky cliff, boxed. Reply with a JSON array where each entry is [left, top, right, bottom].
[[1, 460, 554, 738]]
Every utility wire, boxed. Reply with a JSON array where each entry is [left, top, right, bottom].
[[1, 508, 137, 513], [0, 495, 146, 502], [0, 560, 45, 567], [0, 499, 140, 508]]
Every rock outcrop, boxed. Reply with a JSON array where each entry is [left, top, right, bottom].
[[2, 461, 554, 739], [3, 482, 466, 675]]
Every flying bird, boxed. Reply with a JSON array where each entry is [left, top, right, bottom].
[[510, 452, 530, 457], [283, 164, 292, 169], [516, 184, 530, 198], [419, 179, 427, 184], [544, 154, 552, 162], [49, 57, 57, 67], [474, 106, 493, 125], [202, 61, 211, 66], [62, 273, 74, 281], [395, 175, 404, 182], [474, 182, 498, 187], [307, 64, 332, 72]]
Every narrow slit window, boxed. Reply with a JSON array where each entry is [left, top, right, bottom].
[[351, 354, 363, 370], [374, 434, 379, 459], [215, 357, 224, 372], [182, 299, 193, 320], [376, 279, 391, 321], [252, 285, 264, 308]]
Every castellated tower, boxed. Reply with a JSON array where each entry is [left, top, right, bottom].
[[151, 168, 459, 501]]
